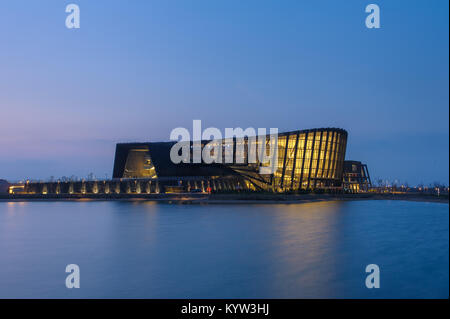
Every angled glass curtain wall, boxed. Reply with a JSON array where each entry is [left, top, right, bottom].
[[117, 128, 347, 192], [236, 129, 347, 191]]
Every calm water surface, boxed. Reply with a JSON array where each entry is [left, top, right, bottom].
[[0, 200, 448, 298]]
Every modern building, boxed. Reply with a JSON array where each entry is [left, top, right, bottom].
[[0, 179, 9, 194], [112, 128, 348, 193], [13, 127, 375, 196], [342, 160, 372, 192]]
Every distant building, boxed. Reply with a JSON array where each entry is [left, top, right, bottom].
[[0, 179, 9, 194]]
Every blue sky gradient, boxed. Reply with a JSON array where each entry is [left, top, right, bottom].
[[0, 0, 448, 185]]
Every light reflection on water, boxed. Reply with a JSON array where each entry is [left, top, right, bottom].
[[0, 200, 448, 298]]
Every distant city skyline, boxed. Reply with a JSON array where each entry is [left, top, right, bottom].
[[0, 0, 448, 185]]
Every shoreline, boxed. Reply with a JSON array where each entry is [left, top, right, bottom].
[[1, 193, 448, 204]]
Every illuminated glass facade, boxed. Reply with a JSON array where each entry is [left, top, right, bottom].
[[229, 128, 348, 191], [122, 148, 157, 179], [112, 128, 348, 192]]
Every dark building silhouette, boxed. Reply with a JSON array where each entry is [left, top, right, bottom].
[[0, 179, 9, 194]]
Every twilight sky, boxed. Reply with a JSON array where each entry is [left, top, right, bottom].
[[0, 0, 448, 185]]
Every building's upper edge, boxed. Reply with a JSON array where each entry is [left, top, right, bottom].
[[116, 127, 348, 146]]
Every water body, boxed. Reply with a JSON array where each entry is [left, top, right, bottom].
[[0, 200, 448, 299]]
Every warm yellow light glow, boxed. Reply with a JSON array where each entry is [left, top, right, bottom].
[[9, 185, 25, 195]]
